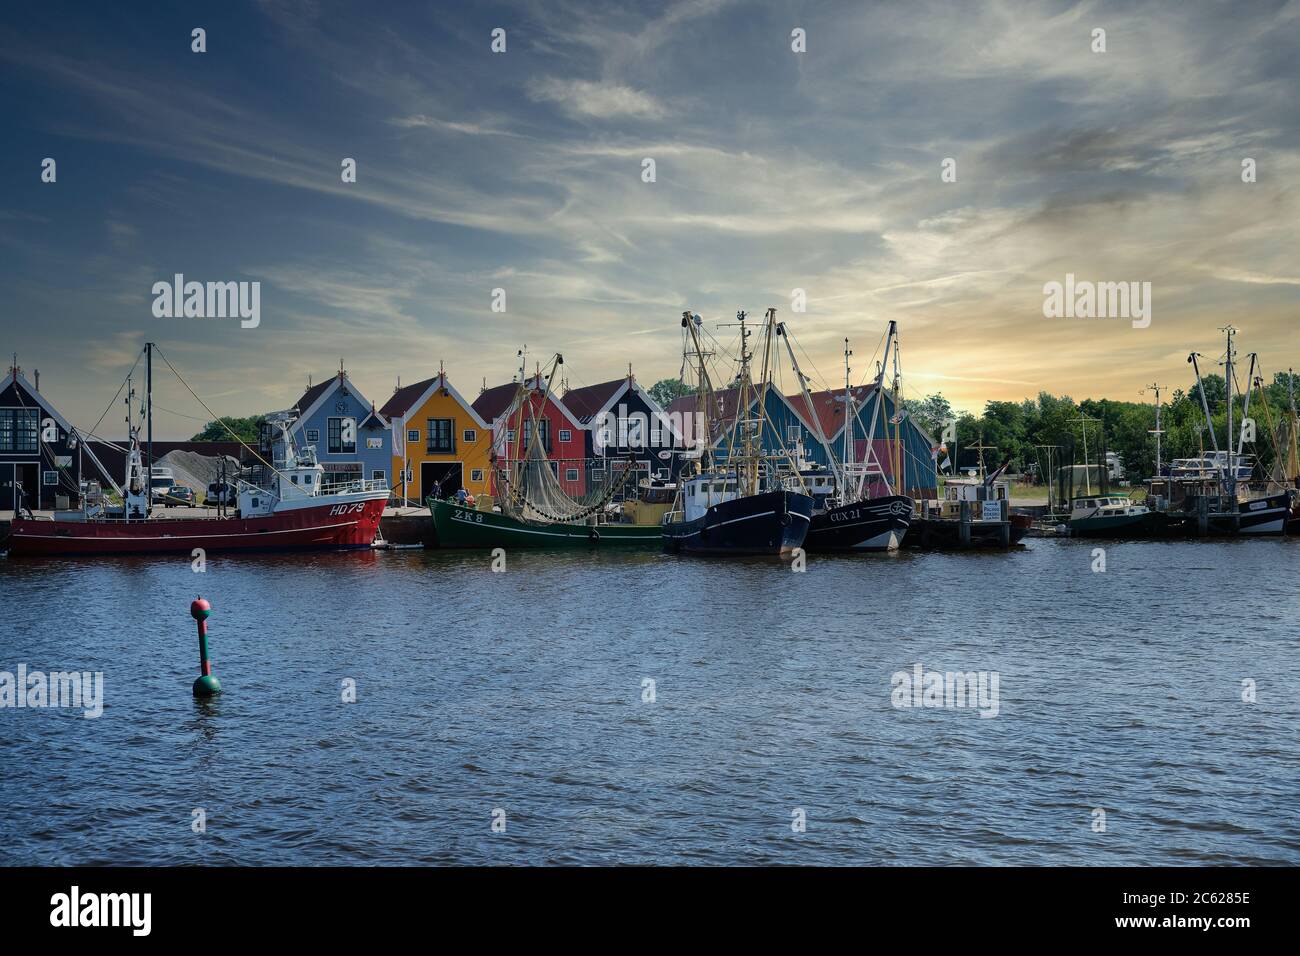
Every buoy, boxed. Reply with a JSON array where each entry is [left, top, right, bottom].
[[190, 596, 222, 697]]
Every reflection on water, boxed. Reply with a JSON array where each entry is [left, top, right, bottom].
[[1, 538, 1298, 865]]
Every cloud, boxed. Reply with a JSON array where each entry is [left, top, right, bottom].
[[527, 77, 667, 119]]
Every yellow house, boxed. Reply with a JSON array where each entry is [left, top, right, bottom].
[[379, 371, 492, 503]]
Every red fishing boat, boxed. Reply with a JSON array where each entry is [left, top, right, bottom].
[[6, 349, 388, 556]]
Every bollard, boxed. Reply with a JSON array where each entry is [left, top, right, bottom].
[[190, 596, 222, 697]]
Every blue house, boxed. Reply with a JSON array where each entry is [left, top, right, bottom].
[[790, 385, 939, 498], [667, 383, 831, 472], [290, 368, 391, 492]]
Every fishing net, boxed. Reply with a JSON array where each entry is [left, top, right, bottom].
[[500, 426, 635, 523]]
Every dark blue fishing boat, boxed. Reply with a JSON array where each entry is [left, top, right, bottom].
[[662, 479, 811, 555], [662, 308, 813, 557]]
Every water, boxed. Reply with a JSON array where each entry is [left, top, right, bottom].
[[1, 538, 1297, 865]]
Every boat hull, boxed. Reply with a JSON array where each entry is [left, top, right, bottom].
[[1068, 510, 1164, 538], [5, 496, 386, 556], [429, 498, 660, 548], [662, 490, 813, 556], [803, 495, 913, 552]]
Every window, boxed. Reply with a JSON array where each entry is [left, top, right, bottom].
[[290, 475, 299, 484], [304, 474, 313, 485], [522, 419, 550, 451], [787, 424, 802, 443], [507, 429, 516, 442], [306, 428, 320, 444], [328, 417, 355, 454], [407, 429, 420, 444], [463, 428, 476, 444], [0, 409, 39, 453], [44, 470, 58, 486], [656, 468, 670, 479], [558, 429, 572, 443], [427, 418, 454, 453], [565, 468, 579, 482], [372, 470, 385, 482], [470, 468, 484, 483]]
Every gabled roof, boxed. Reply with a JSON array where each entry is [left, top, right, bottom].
[[666, 382, 816, 446], [293, 378, 335, 417], [473, 375, 584, 430], [471, 381, 519, 423], [787, 384, 879, 443], [562, 378, 628, 423], [381, 372, 488, 428], [294, 371, 388, 429], [3, 369, 74, 433]]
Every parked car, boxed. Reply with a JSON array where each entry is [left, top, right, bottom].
[[166, 484, 196, 507], [149, 467, 176, 504], [206, 482, 237, 506]]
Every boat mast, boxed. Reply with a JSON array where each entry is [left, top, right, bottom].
[[1142, 382, 1164, 476], [1236, 351, 1257, 460], [1187, 352, 1219, 453], [1070, 411, 1097, 495], [717, 310, 756, 494], [146, 341, 154, 517], [681, 311, 714, 475], [778, 322, 843, 498], [1221, 325, 1237, 489], [891, 324, 903, 495]]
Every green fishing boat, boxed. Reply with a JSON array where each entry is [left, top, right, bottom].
[[427, 350, 661, 549], [428, 497, 660, 548]]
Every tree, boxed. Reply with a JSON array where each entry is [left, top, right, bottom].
[[909, 393, 954, 438], [190, 414, 268, 442], [648, 377, 694, 408]]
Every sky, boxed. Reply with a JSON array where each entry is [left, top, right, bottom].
[[1, 0, 1298, 438]]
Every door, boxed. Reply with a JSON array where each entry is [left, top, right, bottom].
[[3, 463, 39, 511], [421, 462, 464, 500]]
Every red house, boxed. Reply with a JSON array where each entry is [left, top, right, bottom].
[[472, 375, 587, 496]]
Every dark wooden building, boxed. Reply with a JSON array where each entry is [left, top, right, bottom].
[[1, 363, 81, 511]]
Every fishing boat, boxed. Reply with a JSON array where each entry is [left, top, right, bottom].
[[1144, 329, 1290, 537], [780, 321, 913, 551], [1066, 494, 1159, 537], [7, 345, 388, 556], [428, 352, 660, 548], [662, 309, 814, 555]]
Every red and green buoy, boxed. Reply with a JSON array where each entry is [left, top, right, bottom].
[[191, 597, 222, 697]]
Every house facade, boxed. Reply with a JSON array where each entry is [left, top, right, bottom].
[[789, 384, 939, 498], [1, 362, 81, 511], [290, 370, 392, 491], [563, 373, 685, 494], [668, 383, 828, 472], [473, 376, 587, 497], [381, 372, 492, 502]]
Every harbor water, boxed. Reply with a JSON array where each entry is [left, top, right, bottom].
[[1, 538, 1297, 865]]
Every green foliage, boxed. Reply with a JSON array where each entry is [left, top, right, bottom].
[[648, 377, 694, 408], [190, 414, 267, 442], [917, 370, 1299, 484]]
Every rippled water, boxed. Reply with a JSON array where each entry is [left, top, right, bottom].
[[1, 537, 1297, 865]]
